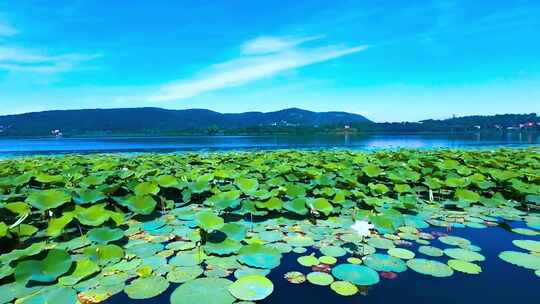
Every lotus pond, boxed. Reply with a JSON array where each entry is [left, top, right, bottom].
[[0, 149, 539, 303]]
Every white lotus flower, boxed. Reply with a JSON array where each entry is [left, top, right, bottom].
[[351, 220, 374, 237]]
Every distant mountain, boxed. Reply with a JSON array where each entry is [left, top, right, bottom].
[[0, 107, 373, 136]]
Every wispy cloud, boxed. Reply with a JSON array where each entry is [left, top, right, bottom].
[[148, 36, 368, 102], [0, 17, 97, 74]]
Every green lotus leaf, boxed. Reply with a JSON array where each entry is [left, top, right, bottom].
[[406, 258, 454, 277], [455, 188, 481, 202], [498, 251, 540, 270], [87, 227, 124, 244], [155, 175, 180, 188], [0, 242, 46, 265], [512, 228, 540, 236], [189, 174, 214, 193], [297, 254, 319, 267], [394, 184, 412, 193], [284, 235, 315, 247], [15, 249, 72, 283], [309, 197, 333, 215], [134, 181, 160, 196], [169, 250, 205, 267], [330, 281, 358, 296], [229, 274, 274, 301], [236, 178, 259, 194], [205, 239, 242, 255], [512, 240, 540, 252], [445, 177, 470, 188], [285, 183, 307, 198], [0, 222, 7, 238], [447, 259, 482, 274], [320, 245, 346, 257], [195, 211, 224, 231], [233, 267, 270, 279], [418, 246, 444, 257], [118, 195, 157, 215], [35, 173, 64, 184], [331, 264, 380, 286], [284, 198, 308, 215], [284, 271, 306, 284], [238, 244, 281, 269], [346, 257, 363, 264], [4, 202, 30, 215], [367, 237, 395, 249], [364, 253, 407, 272], [0, 264, 14, 280], [443, 248, 485, 262], [10, 223, 38, 237], [368, 183, 389, 195], [219, 223, 247, 241], [75, 204, 111, 226], [438, 235, 471, 247], [73, 188, 107, 205], [17, 286, 77, 304], [206, 190, 241, 210], [388, 248, 415, 260], [25, 189, 71, 211], [84, 244, 124, 266], [124, 275, 170, 299], [362, 164, 381, 177], [59, 260, 100, 285], [319, 256, 337, 265], [47, 212, 74, 237], [166, 266, 204, 283], [170, 277, 235, 304], [80, 174, 107, 186], [306, 271, 334, 286]]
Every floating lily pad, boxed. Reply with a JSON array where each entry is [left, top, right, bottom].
[[297, 254, 319, 267], [418, 246, 444, 257], [438, 236, 471, 247], [15, 249, 72, 283], [238, 244, 281, 269], [406, 259, 454, 277], [499, 251, 540, 270], [447, 259, 482, 274], [513, 240, 540, 252], [388, 248, 415, 260], [367, 237, 395, 249], [229, 275, 274, 301], [306, 271, 334, 286], [330, 281, 358, 296], [511, 228, 540, 236], [18, 286, 77, 304], [444, 248, 485, 262], [167, 266, 204, 283], [25, 189, 71, 211], [196, 211, 224, 232], [319, 256, 337, 265], [59, 260, 100, 285], [170, 277, 235, 304], [346, 257, 362, 264], [331, 264, 380, 285], [87, 227, 124, 244], [124, 276, 170, 299], [320, 245, 346, 257], [364, 253, 407, 272], [233, 267, 270, 279]]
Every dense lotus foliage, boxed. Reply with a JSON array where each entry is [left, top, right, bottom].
[[0, 149, 539, 303]]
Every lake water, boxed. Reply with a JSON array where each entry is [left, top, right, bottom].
[[0, 132, 538, 157]]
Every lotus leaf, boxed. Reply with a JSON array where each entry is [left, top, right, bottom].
[[447, 259, 482, 274], [234, 267, 270, 279], [87, 227, 124, 244], [17, 286, 77, 304], [196, 211, 224, 231], [170, 277, 235, 304], [306, 271, 334, 286], [84, 244, 124, 265], [418, 245, 444, 257], [297, 254, 319, 267], [331, 264, 380, 285], [364, 253, 407, 272], [320, 245, 346, 257], [25, 189, 71, 211], [444, 248, 485, 262], [406, 258, 454, 277], [284, 271, 306, 284], [229, 274, 274, 301], [236, 178, 259, 194], [59, 260, 100, 285], [238, 244, 281, 269], [124, 275, 170, 299], [205, 239, 242, 255], [498, 251, 540, 270], [319, 256, 337, 264], [134, 181, 160, 195], [219, 223, 247, 241], [512, 240, 540, 252], [15, 249, 72, 283], [330, 281, 358, 296], [438, 235, 471, 247]]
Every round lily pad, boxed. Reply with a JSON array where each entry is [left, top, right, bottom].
[[418, 246, 444, 257], [306, 272, 334, 286], [18, 286, 77, 304], [512, 228, 539, 236], [447, 259, 482, 274], [320, 246, 346, 257], [319, 256, 337, 265], [406, 259, 454, 277], [499, 251, 540, 270], [444, 248, 485, 262], [238, 244, 281, 269], [87, 227, 124, 244], [15, 249, 72, 283], [512, 240, 540, 252], [124, 276, 169, 299], [170, 277, 235, 304], [346, 257, 362, 264], [367, 237, 395, 249], [330, 281, 358, 296], [229, 275, 274, 301], [438, 236, 471, 247], [364, 253, 407, 272], [166, 266, 203, 283], [331, 264, 380, 286], [388, 248, 415, 260], [297, 254, 319, 267]]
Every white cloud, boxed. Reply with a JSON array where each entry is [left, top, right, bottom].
[[148, 36, 368, 102], [0, 46, 99, 73]]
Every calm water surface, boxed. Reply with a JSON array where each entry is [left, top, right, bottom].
[[0, 132, 538, 157]]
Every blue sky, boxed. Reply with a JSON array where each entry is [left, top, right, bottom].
[[0, 0, 539, 122]]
